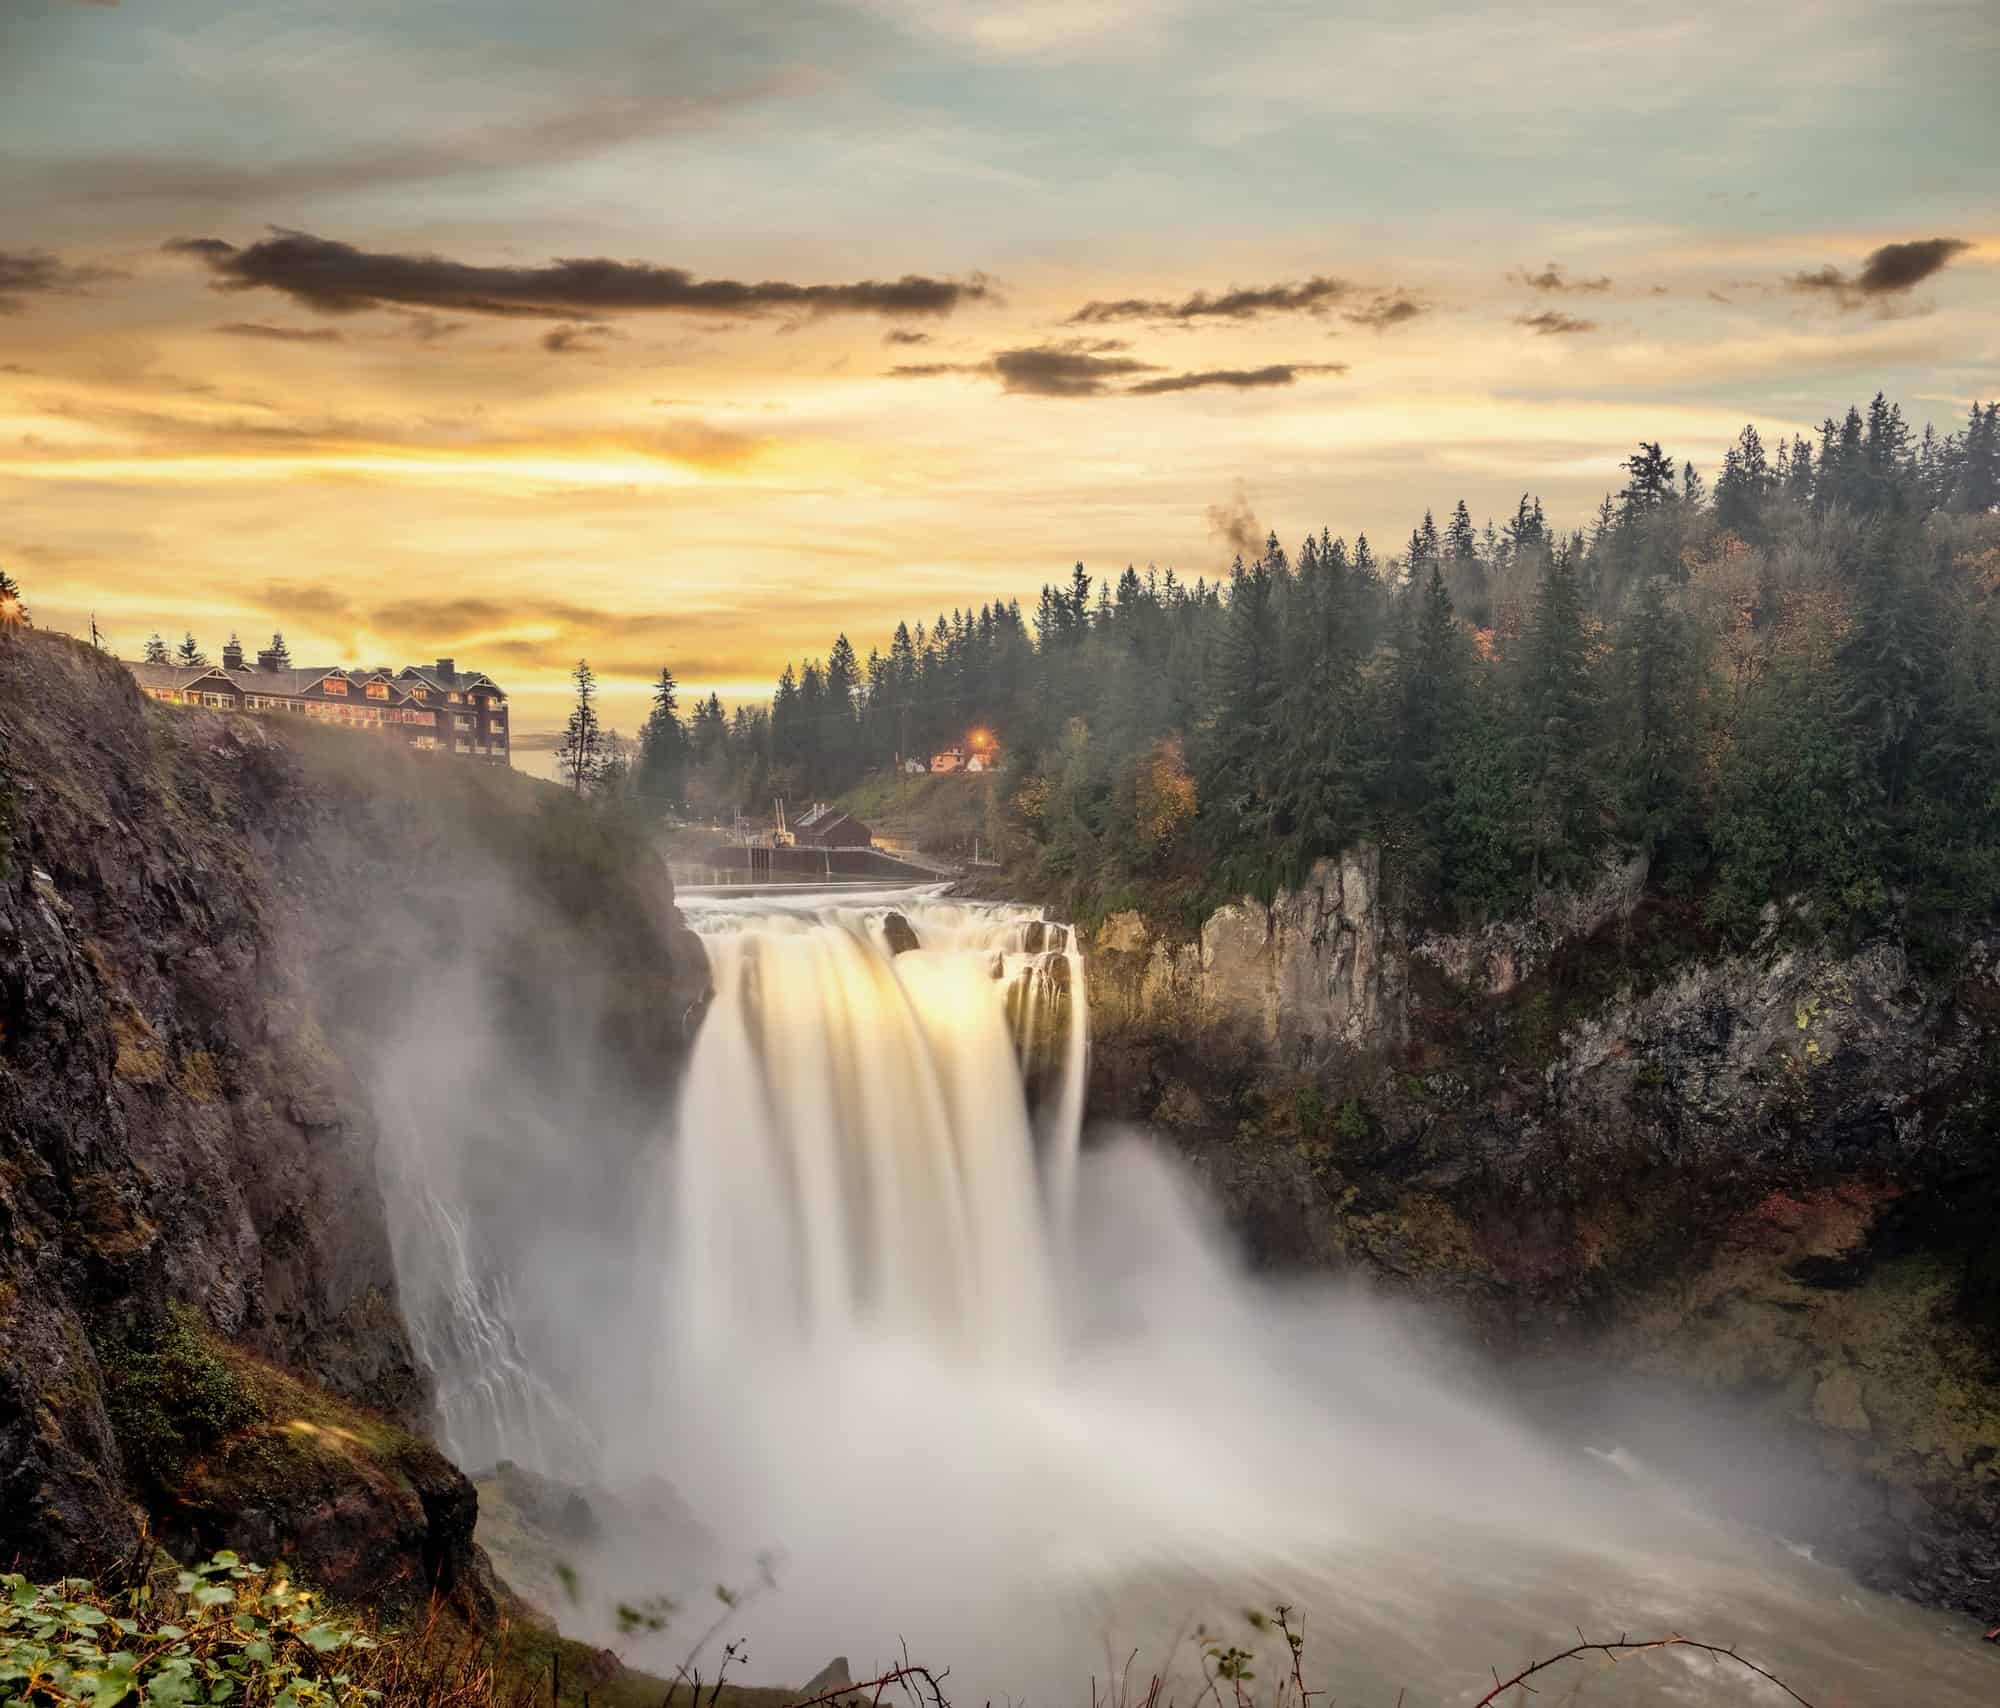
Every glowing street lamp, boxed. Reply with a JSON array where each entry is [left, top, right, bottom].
[[969, 728, 991, 750]]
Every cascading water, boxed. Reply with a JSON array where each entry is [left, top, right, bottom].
[[379, 885, 1995, 1706], [669, 892, 1082, 1363]]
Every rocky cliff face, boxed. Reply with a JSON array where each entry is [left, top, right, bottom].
[[1085, 850, 2000, 1626], [1091, 846, 1406, 1064], [0, 633, 705, 1595]]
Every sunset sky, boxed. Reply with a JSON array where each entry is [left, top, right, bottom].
[[3, 0, 1995, 734]]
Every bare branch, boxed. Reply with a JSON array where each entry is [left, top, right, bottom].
[[1472, 1634, 1816, 1707]]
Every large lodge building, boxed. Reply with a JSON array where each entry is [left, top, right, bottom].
[[125, 637, 510, 765]]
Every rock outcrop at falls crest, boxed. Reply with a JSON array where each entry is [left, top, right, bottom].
[[0, 633, 706, 1594], [1090, 846, 1406, 1063]]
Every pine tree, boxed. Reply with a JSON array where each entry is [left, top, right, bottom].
[[0, 564, 25, 631], [1618, 443, 1676, 524], [637, 666, 687, 808], [1198, 555, 1285, 891], [1516, 542, 1603, 888], [1271, 529, 1369, 882], [267, 632, 292, 668], [1446, 500, 1477, 561], [556, 658, 604, 794], [1713, 424, 1771, 535], [144, 633, 171, 664], [176, 633, 208, 668], [1612, 574, 1701, 874], [1390, 565, 1470, 898]]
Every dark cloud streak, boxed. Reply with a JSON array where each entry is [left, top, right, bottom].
[[0, 248, 117, 313], [1126, 362, 1345, 395], [213, 321, 345, 344], [1787, 237, 1971, 308], [1066, 276, 1353, 325], [893, 345, 1344, 399], [1341, 292, 1428, 331], [1510, 262, 1613, 294], [1512, 309, 1598, 336], [168, 230, 988, 323]]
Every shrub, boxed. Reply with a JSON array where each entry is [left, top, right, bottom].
[[103, 1307, 265, 1492], [0, 1554, 377, 1708]]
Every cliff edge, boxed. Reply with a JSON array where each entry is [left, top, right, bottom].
[[0, 631, 705, 1596]]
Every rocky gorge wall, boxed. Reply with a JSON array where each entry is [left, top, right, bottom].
[[0, 633, 705, 1599], [1083, 848, 2000, 1627]]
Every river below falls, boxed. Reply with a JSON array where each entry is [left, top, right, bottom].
[[377, 889, 1998, 1707]]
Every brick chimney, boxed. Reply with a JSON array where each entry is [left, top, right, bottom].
[[435, 657, 456, 685], [222, 635, 244, 672]]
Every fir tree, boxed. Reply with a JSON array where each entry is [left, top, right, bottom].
[[1392, 565, 1470, 897], [176, 633, 208, 668], [1446, 499, 1477, 561], [1198, 555, 1285, 891], [556, 658, 604, 794], [1516, 542, 1603, 888], [144, 633, 171, 664], [637, 666, 688, 807], [1611, 574, 1701, 874], [0, 564, 25, 631]]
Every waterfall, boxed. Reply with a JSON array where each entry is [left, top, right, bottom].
[[671, 892, 1087, 1366], [369, 885, 1998, 1706]]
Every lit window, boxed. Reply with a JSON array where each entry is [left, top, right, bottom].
[[323, 678, 348, 696]]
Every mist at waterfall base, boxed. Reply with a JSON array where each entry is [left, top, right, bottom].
[[372, 889, 1990, 1706]]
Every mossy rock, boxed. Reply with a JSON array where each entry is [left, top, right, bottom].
[[104, 1308, 482, 1617]]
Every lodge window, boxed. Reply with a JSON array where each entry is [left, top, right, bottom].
[[366, 681, 389, 699], [323, 679, 347, 695]]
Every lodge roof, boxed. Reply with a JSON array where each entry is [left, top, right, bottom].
[[128, 662, 235, 694], [230, 666, 349, 697]]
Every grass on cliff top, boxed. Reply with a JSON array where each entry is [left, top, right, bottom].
[[831, 772, 995, 850]]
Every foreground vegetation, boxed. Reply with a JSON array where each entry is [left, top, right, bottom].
[[3, 1560, 1828, 1708]]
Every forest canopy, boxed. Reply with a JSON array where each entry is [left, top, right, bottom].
[[634, 394, 2000, 947]]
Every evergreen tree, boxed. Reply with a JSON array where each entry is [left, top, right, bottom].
[[176, 633, 208, 668], [1198, 555, 1285, 891], [1713, 424, 1771, 535], [1516, 542, 1603, 888], [0, 564, 24, 631], [1392, 565, 1470, 898], [1618, 443, 1676, 521], [636, 666, 688, 808], [1446, 500, 1477, 561], [1611, 574, 1702, 875], [556, 658, 604, 794], [1945, 402, 1998, 514], [144, 633, 171, 664], [267, 632, 292, 668]]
